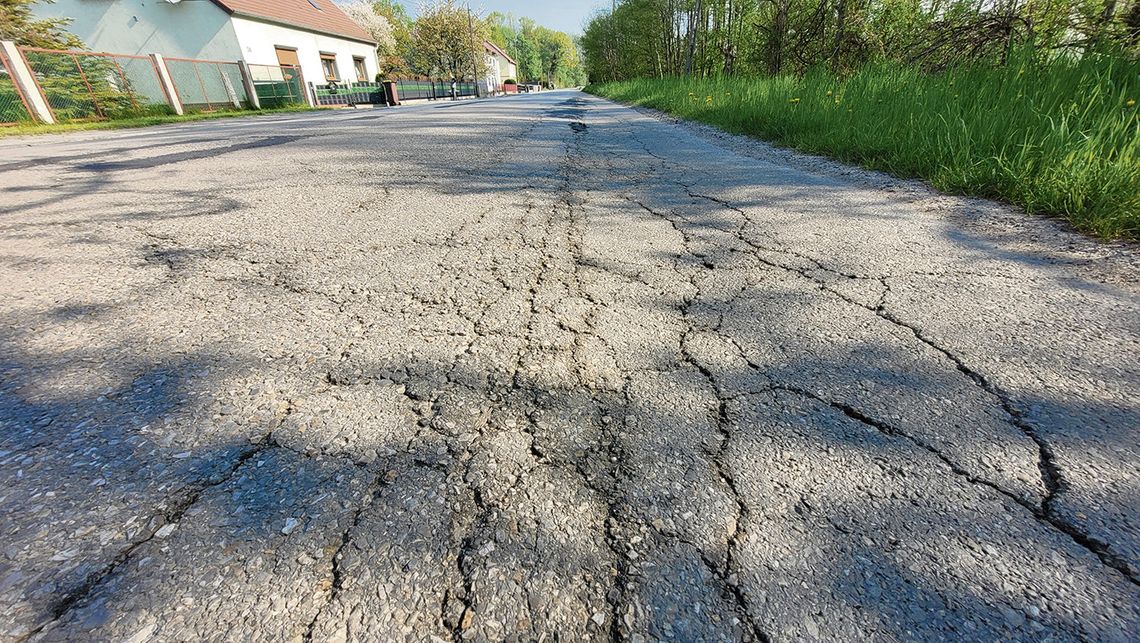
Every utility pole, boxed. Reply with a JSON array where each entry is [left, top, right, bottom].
[[610, 0, 618, 82], [467, 4, 480, 98]]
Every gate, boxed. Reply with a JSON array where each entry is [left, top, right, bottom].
[[247, 64, 307, 109], [164, 57, 250, 112]]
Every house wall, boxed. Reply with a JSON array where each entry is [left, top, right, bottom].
[[230, 17, 377, 86], [32, 0, 241, 60], [481, 53, 518, 93], [30, 2, 377, 87]]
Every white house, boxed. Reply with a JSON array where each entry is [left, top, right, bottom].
[[33, 0, 378, 87], [482, 40, 518, 94]]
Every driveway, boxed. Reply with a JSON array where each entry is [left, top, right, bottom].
[[1, 91, 1137, 641]]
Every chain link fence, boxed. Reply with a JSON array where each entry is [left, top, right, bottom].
[[19, 48, 169, 121], [0, 49, 32, 125], [248, 64, 307, 109], [165, 58, 249, 112]]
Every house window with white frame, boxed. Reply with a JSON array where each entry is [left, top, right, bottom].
[[320, 53, 338, 81]]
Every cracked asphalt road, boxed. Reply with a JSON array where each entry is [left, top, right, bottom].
[[1, 90, 1138, 641]]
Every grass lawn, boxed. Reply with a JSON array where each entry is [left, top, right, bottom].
[[587, 55, 1139, 240], [0, 105, 318, 138]]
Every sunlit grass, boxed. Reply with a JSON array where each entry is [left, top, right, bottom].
[[0, 105, 317, 138], [587, 55, 1140, 239]]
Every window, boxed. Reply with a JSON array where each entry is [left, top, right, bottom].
[[353, 57, 367, 82], [275, 46, 299, 68], [320, 53, 338, 81], [275, 47, 300, 81]]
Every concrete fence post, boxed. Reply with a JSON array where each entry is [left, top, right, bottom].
[[0, 40, 54, 124], [149, 53, 183, 116], [238, 61, 260, 110]]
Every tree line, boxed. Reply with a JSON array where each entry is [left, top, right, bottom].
[[580, 0, 1140, 81], [340, 1, 585, 86]]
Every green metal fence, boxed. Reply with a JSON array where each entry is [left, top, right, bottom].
[[312, 81, 385, 105], [19, 48, 170, 122], [0, 50, 32, 125], [248, 64, 307, 109], [391, 79, 477, 101]]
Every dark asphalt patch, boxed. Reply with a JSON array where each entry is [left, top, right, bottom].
[[546, 97, 588, 121], [0, 137, 221, 173], [76, 136, 304, 172]]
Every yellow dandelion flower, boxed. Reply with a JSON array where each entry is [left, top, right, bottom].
[[826, 90, 833, 97], [1128, 99, 1136, 108]]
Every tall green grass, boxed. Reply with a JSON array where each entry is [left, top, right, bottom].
[[587, 55, 1139, 239]]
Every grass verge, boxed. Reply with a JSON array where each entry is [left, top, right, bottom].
[[586, 55, 1139, 240], [0, 105, 318, 138]]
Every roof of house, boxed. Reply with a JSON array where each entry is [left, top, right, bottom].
[[484, 41, 517, 66], [210, 0, 376, 45]]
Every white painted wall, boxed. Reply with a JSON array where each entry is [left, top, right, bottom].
[[33, 0, 241, 60], [32, 2, 378, 88], [482, 52, 518, 93], [230, 17, 378, 86]]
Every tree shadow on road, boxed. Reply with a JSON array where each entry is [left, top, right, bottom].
[[0, 91, 1137, 642]]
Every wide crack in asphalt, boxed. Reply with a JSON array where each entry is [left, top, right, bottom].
[[3, 94, 1137, 641]]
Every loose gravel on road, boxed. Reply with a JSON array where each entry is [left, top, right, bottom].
[[1, 91, 1138, 641]]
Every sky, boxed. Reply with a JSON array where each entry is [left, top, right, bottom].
[[478, 1, 604, 34], [398, 1, 606, 36]]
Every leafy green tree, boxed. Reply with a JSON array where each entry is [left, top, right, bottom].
[[409, 0, 487, 80], [512, 33, 541, 82], [537, 29, 575, 87], [369, 0, 415, 76], [484, 11, 517, 53], [0, 0, 82, 48], [581, 0, 1140, 82]]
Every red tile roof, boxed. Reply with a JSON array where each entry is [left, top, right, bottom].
[[211, 0, 376, 44], [484, 41, 516, 66]]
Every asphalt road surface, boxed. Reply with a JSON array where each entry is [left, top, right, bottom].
[[1, 91, 1138, 642]]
